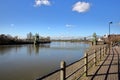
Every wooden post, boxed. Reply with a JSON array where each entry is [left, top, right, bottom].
[[104, 47, 105, 55], [94, 49, 97, 66], [99, 48, 101, 61], [107, 45, 108, 54], [105, 46, 107, 54], [60, 61, 66, 80], [102, 47, 104, 57], [84, 52, 88, 76]]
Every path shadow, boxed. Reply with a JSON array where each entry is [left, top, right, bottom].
[[87, 47, 120, 80], [114, 48, 120, 80]]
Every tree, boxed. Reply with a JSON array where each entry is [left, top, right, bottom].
[[92, 32, 97, 45]]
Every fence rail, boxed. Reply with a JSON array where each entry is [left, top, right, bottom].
[[36, 45, 108, 80]]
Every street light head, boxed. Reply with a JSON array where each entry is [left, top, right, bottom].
[[109, 22, 112, 24]]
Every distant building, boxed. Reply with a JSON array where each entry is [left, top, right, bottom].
[[27, 32, 33, 40], [103, 34, 120, 43], [84, 37, 86, 41], [98, 38, 103, 41]]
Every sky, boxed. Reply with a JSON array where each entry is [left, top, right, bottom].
[[0, 0, 120, 38]]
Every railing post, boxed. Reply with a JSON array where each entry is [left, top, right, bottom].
[[102, 47, 104, 57], [94, 49, 97, 66], [60, 61, 66, 80], [105, 46, 107, 54], [99, 48, 101, 61], [84, 52, 88, 76], [104, 46, 105, 55], [106, 45, 109, 54]]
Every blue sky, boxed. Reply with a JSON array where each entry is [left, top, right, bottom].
[[0, 0, 120, 38]]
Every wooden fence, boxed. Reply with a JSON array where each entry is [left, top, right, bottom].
[[36, 45, 108, 80]]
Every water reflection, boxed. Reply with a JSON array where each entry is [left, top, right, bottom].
[[0, 45, 23, 55], [27, 44, 50, 55], [34, 45, 39, 54], [0, 44, 50, 56], [51, 42, 89, 50]]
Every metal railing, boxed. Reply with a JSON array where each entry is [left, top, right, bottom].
[[36, 45, 108, 80]]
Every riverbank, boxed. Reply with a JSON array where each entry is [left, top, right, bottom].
[[0, 40, 51, 45], [0, 34, 51, 45]]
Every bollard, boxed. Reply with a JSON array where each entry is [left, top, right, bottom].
[[60, 61, 66, 80]]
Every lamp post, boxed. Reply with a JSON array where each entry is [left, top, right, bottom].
[[109, 22, 112, 54], [109, 22, 112, 38]]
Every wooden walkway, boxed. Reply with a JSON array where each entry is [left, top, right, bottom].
[[83, 46, 120, 80]]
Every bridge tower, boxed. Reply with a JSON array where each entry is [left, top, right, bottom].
[[34, 34, 39, 45]]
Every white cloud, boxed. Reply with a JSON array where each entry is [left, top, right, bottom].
[[34, 0, 51, 7], [66, 24, 74, 28], [10, 24, 14, 27], [72, 1, 90, 13]]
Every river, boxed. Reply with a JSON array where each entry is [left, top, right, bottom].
[[0, 42, 90, 80]]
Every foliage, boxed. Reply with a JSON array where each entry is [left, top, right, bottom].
[[92, 32, 97, 41]]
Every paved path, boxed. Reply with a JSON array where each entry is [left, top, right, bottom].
[[83, 46, 120, 80]]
